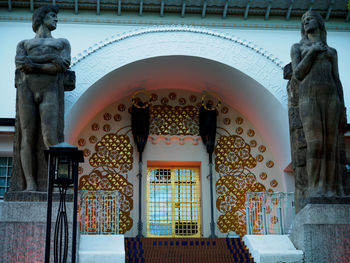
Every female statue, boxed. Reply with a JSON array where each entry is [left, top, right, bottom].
[[290, 11, 348, 197]]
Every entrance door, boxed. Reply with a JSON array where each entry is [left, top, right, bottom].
[[146, 167, 201, 237]]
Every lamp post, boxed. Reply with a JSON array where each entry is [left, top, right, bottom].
[[44, 142, 84, 263], [131, 90, 151, 238], [199, 93, 221, 238]]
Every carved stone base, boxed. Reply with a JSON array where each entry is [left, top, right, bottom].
[[289, 202, 350, 263], [0, 200, 75, 263]]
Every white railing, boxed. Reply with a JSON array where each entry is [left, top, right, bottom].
[[245, 192, 295, 235], [79, 190, 120, 235]]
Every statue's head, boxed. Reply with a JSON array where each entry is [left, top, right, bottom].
[[32, 5, 59, 33], [301, 11, 327, 44]]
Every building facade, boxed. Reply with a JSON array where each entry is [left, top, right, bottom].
[[0, 1, 350, 240]]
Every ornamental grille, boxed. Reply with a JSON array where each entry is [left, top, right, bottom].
[[245, 192, 295, 235], [147, 167, 201, 237], [79, 190, 120, 234]]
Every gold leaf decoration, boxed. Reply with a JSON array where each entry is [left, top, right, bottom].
[[215, 135, 266, 236], [89, 134, 133, 169], [79, 134, 134, 233], [150, 105, 199, 136], [215, 136, 257, 172]]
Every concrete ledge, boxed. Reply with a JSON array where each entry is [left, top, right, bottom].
[[79, 234, 125, 263], [0, 200, 73, 222], [243, 235, 303, 263], [4, 191, 74, 202]]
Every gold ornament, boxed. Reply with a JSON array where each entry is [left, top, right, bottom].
[[201, 92, 222, 111]]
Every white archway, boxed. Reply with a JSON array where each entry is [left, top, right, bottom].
[[65, 26, 292, 191]]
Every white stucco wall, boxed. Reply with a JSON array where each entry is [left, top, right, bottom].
[[1, 20, 350, 119]]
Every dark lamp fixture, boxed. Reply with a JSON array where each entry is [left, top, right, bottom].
[[46, 142, 84, 186], [55, 155, 71, 185]]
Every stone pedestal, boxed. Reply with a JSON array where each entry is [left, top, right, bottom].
[[0, 193, 75, 263], [289, 201, 350, 263]]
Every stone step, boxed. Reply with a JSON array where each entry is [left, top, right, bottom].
[[243, 235, 303, 263], [79, 234, 125, 263], [125, 237, 255, 263]]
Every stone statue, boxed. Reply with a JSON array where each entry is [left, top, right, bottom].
[[9, 6, 75, 193], [288, 11, 350, 201], [284, 63, 308, 211]]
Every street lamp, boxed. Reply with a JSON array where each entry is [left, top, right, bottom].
[[44, 142, 84, 263]]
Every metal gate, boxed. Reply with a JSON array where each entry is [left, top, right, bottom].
[[79, 190, 120, 234], [147, 167, 201, 237], [245, 192, 295, 235]]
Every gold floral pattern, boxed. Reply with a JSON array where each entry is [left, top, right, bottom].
[[91, 123, 99, 131], [103, 112, 112, 121], [215, 135, 265, 236], [78, 138, 86, 146], [221, 106, 229, 114], [168, 92, 176, 100], [89, 134, 133, 169], [266, 160, 275, 168], [247, 129, 255, 137], [89, 136, 97, 144], [215, 136, 256, 172], [118, 104, 126, 112], [223, 118, 231, 125], [79, 133, 134, 233], [216, 173, 266, 236], [83, 149, 91, 157], [258, 145, 266, 153], [151, 93, 158, 101], [189, 95, 197, 102], [235, 117, 243, 125], [256, 154, 264, 162], [114, 114, 122, 121], [178, 98, 186, 105], [235, 127, 243, 135], [250, 140, 257, 147], [270, 179, 278, 188], [150, 105, 199, 135], [103, 124, 111, 132], [259, 172, 268, 180], [77, 91, 280, 236], [79, 168, 133, 233], [161, 97, 169, 105]]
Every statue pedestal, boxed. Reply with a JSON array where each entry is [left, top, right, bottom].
[[289, 199, 350, 263], [0, 192, 75, 263]]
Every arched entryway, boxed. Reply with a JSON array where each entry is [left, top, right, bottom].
[[65, 27, 292, 237]]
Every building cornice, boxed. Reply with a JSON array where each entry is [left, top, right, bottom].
[[1, 9, 349, 31], [71, 25, 285, 68]]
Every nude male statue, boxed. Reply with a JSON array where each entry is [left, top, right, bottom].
[[15, 6, 71, 191]]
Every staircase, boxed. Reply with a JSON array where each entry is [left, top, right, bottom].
[[125, 237, 255, 263]]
